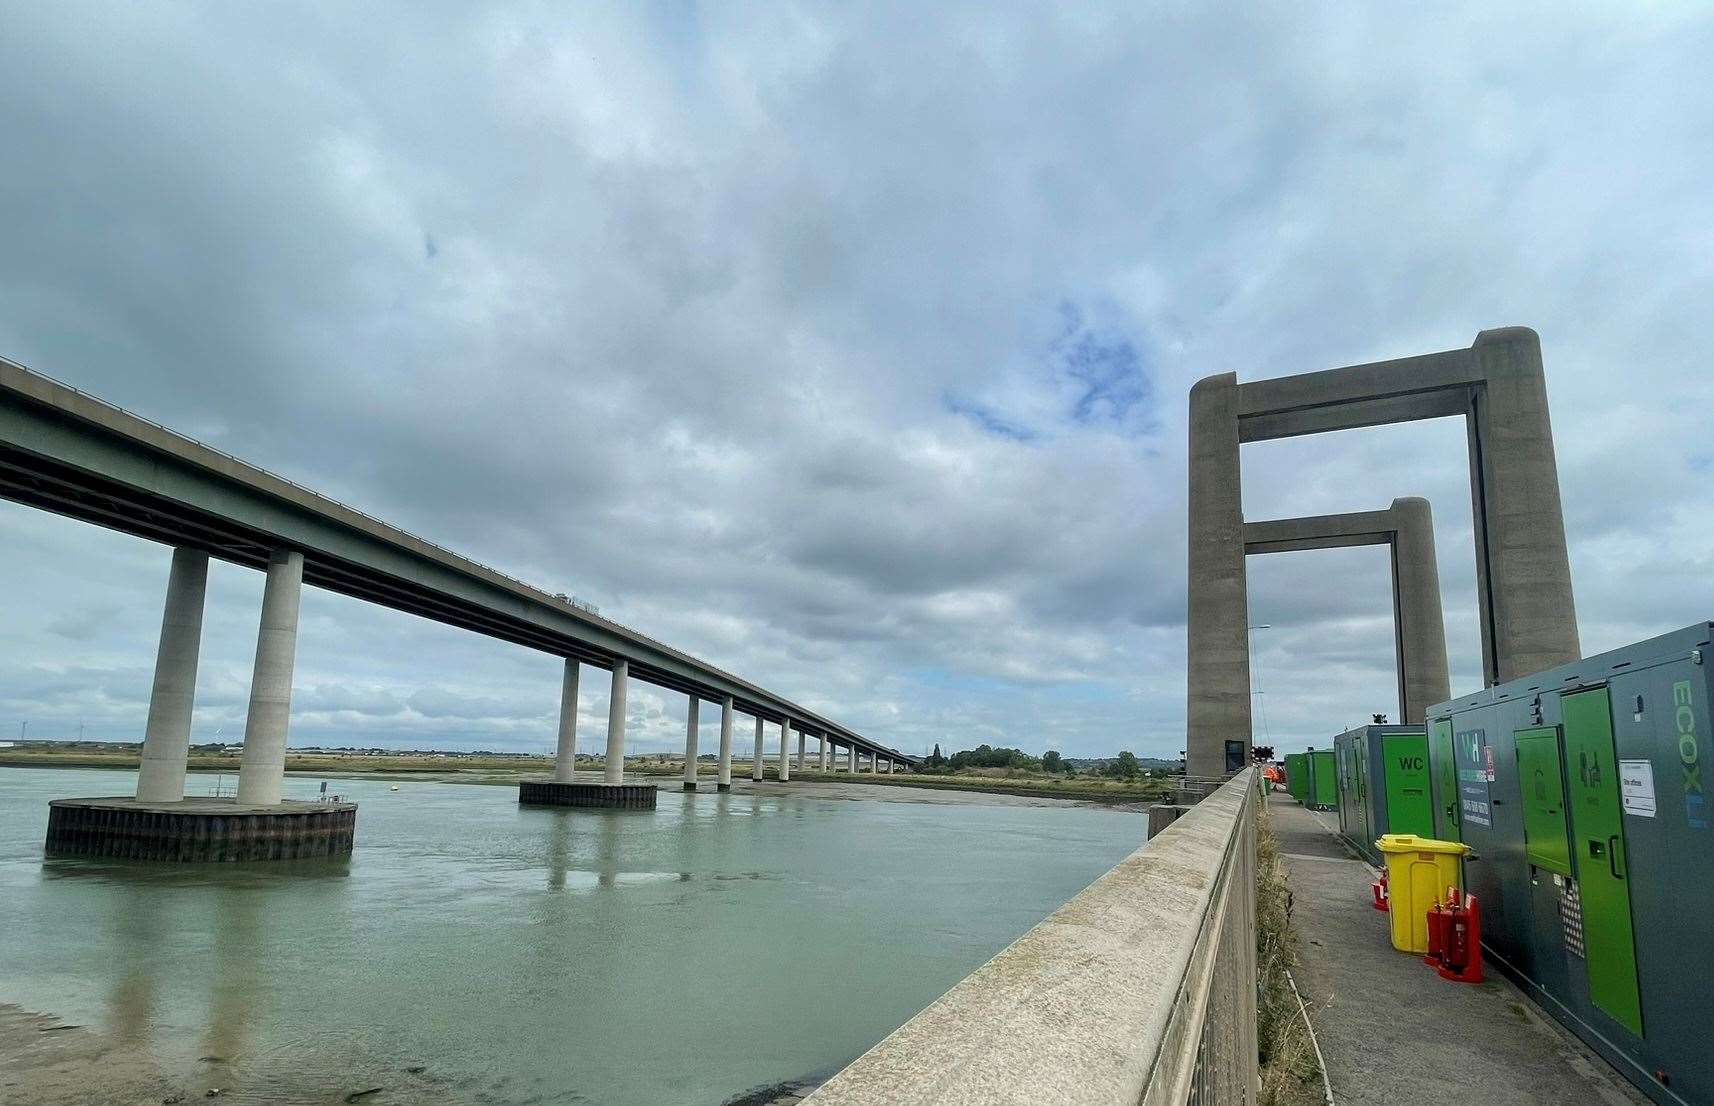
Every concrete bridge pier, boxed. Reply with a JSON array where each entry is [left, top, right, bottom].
[[716, 697, 734, 791], [48, 545, 357, 863], [752, 718, 765, 781], [135, 546, 209, 803], [682, 698, 700, 790], [520, 658, 656, 809], [552, 659, 579, 783], [237, 548, 305, 806], [795, 728, 806, 773], [819, 734, 828, 772], [778, 719, 792, 782]]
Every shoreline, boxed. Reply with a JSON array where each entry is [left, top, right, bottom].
[[1, 753, 1168, 809]]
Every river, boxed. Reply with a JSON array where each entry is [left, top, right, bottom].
[[0, 766, 1144, 1104]]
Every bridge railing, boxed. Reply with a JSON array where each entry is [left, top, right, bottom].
[[804, 768, 1259, 1105]]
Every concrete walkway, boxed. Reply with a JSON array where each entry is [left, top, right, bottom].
[[1271, 795, 1647, 1106]]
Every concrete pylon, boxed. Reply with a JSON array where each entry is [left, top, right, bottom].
[[716, 697, 734, 791], [603, 660, 628, 785], [1186, 327, 1578, 775], [552, 659, 580, 783], [236, 549, 305, 806], [1468, 328, 1581, 683], [778, 718, 792, 782], [1390, 497, 1451, 723], [847, 745, 855, 772], [1186, 374, 1251, 778], [795, 728, 805, 772], [1243, 497, 1450, 724], [819, 735, 828, 771], [135, 547, 209, 803], [682, 697, 700, 790], [751, 717, 765, 781]]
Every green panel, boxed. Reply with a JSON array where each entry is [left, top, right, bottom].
[[1515, 727, 1572, 877], [1429, 719, 1460, 842], [1381, 734, 1434, 837], [1285, 754, 1309, 803], [1311, 750, 1338, 808], [1563, 687, 1644, 1037]]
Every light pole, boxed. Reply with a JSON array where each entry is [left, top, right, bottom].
[[1247, 623, 1272, 746]]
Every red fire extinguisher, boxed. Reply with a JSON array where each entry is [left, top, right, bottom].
[[1431, 888, 1484, 984], [1371, 869, 1389, 912]]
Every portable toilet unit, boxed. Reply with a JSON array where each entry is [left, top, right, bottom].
[[1331, 725, 1432, 865], [1309, 749, 1338, 810], [1284, 752, 1311, 804], [1427, 622, 1714, 1106]]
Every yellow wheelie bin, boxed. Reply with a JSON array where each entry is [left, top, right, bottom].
[[1375, 834, 1470, 954]]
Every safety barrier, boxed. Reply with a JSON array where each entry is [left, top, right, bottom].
[[805, 769, 1259, 1105]]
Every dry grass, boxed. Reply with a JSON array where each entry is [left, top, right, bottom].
[[1256, 805, 1326, 1106]]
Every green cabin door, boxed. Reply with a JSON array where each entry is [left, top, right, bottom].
[[1381, 734, 1434, 837], [1430, 719, 1460, 841], [1514, 728, 1572, 876], [1562, 688, 1644, 1037]]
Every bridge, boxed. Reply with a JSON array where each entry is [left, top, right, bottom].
[[2, 354, 913, 857]]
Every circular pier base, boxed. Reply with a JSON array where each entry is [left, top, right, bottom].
[[46, 797, 357, 862], [518, 780, 658, 810]]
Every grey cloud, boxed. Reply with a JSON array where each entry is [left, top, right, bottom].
[[1, 4, 1712, 757]]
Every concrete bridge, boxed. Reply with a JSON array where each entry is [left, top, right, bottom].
[[1, 355, 912, 858]]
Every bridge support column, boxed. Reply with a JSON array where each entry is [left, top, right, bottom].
[[523, 658, 655, 808], [778, 719, 792, 782], [716, 697, 734, 791], [752, 717, 765, 781], [682, 697, 700, 790], [50, 546, 358, 860], [604, 661, 628, 784], [819, 734, 828, 772], [553, 659, 580, 783], [236, 549, 305, 806], [135, 547, 209, 803], [796, 728, 805, 772], [847, 745, 855, 772]]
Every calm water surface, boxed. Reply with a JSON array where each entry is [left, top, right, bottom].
[[0, 767, 1143, 1104]]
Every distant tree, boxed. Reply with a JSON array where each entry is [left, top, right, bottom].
[[929, 742, 946, 768], [1103, 750, 1142, 780], [1041, 750, 1063, 774], [946, 744, 1039, 771]]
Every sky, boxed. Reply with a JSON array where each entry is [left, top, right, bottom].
[[1, 3, 1712, 760]]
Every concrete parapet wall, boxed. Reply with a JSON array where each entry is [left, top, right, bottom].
[[804, 770, 1260, 1105]]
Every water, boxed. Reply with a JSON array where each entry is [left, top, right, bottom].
[[0, 767, 1144, 1104]]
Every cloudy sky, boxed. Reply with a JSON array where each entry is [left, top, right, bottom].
[[2, 4, 1711, 760]]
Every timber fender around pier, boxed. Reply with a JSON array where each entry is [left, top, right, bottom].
[[518, 780, 658, 810], [45, 797, 357, 862]]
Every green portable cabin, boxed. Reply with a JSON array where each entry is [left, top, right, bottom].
[[1427, 622, 1714, 1106], [1283, 752, 1310, 803], [1308, 749, 1338, 810], [1332, 725, 1432, 864]]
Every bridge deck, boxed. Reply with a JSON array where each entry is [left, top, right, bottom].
[[1270, 795, 1647, 1106]]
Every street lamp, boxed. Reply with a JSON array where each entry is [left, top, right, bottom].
[[1247, 623, 1272, 743]]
